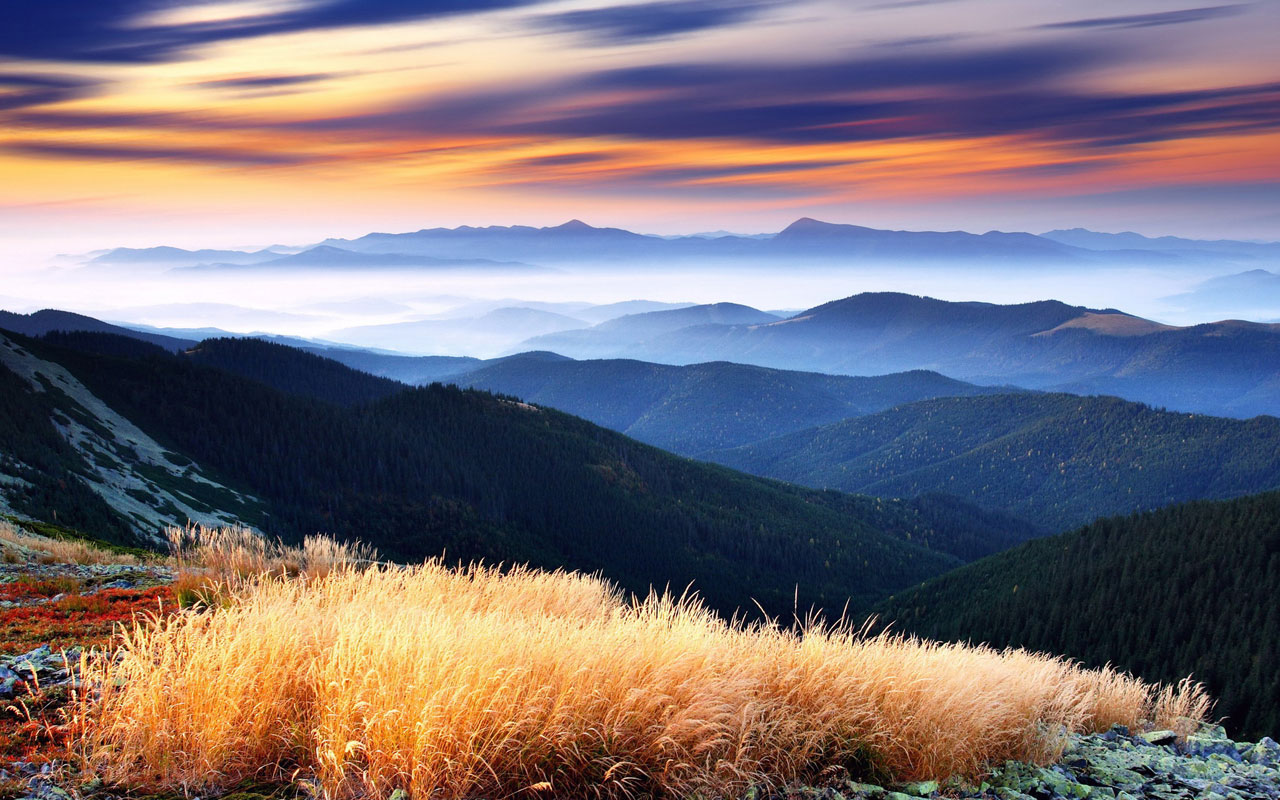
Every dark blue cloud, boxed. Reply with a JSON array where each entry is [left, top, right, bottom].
[[293, 44, 1280, 152], [874, 34, 972, 49], [974, 161, 1113, 179], [194, 73, 338, 91], [311, 44, 1099, 141], [8, 109, 208, 130], [1038, 5, 1246, 30], [10, 35, 1278, 174], [500, 154, 853, 181], [530, 0, 772, 45], [581, 44, 1098, 94], [507, 152, 616, 168], [495, 168, 821, 199], [2, 140, 312, 166], [930, 83, 1280, 147], [864, 0, 961, 9], [624, 159, 855, 182], [512, 99, 910, 142], [0, 0, 553, 63], [0, 73, 97, 111]]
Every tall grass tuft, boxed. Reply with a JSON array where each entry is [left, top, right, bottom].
[[0, 521, 144, 566], [77, 551, 1209, 799], [167, 524, 379, 580]]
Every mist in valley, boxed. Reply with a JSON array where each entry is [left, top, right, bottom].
[[3, 242, 1274, 359]]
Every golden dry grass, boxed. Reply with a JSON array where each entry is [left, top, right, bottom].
[[167, 524, 379, 580], [75, 551, 1210, 800], [0, 521, 143, 566]]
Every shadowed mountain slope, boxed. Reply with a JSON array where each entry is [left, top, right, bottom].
[[0, 330, 1044, 618], [452, 353, 1011, 455], [872, 490, 1280, 740], [709, 392, 1280, 530]]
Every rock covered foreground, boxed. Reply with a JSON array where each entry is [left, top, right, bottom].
[[1, 547, 1276, 800], [751, 725, 1279, 800], [989, 726, 1280, 800], [7, 724, 1276, 800]]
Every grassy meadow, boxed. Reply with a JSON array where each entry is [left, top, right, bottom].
[[70, 529, 1209, 799]]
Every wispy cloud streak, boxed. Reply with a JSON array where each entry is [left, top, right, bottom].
[[2, 140, 314, 166], [0, 73, 98, 111], [530, 0, 774, 44], [0, 0, 557, 62], [1038, 5, 1247, 30]]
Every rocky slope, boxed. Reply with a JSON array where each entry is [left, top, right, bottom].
[[0, 332, 263, 544]]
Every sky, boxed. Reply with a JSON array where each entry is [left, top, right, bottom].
[[2, 0, 1279, 260]]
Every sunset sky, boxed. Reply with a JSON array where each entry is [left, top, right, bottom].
[[3, 0, 1279, 258]]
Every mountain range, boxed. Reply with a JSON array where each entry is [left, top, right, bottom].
[[310, 218, 1205, 268], [175, 245, 544, 273], [79, 291, 1276, 420], [0, 328, 1043, 617], [8, 307, 1280, 525], [516, 292, 1280, 418], [81, 218, 1279, 272], [1041, 228, 1280, 262], [88, 245, 290, 266], [450, 354, 1011, 455], [315, 218, 1113, 266], [10, 292, 1280, 421]]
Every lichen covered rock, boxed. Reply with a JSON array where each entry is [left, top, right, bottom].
[[761, 725, 1280, 800]]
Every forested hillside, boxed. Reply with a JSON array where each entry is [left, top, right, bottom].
[[157, 337, 1044, 561], [873, 490, 1280, 739], [453, 354, 1009, 454], [1, 330, 1044, 617], [181, 337, 405, 406], [710, 392, 1280, 530]]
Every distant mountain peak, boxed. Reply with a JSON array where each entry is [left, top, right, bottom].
[[778, 217, 867, 235], [492, 350, 574, 363], [303, 244, 346, 253], [551, 219, 596, 231], [700, 301, 762, 311], [787, 217, 823, 228]]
